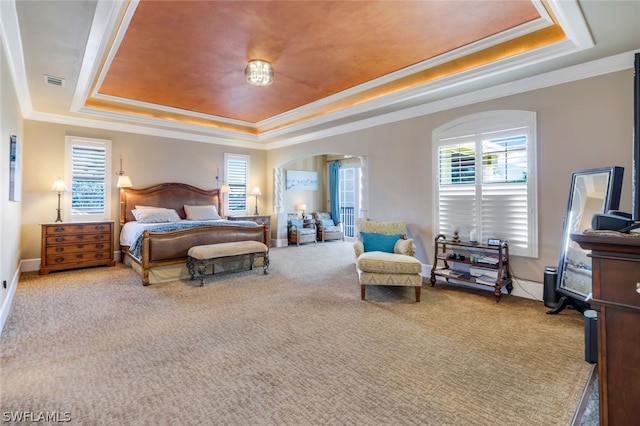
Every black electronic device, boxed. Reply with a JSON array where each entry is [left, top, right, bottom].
[[447, 253, 466, 261], [584, 310, 598, 364], [487, 238, 501, 246], [591, 211, 633, 231]]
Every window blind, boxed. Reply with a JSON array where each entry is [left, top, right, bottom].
[[71, 145, 106, 215], [433, 111, 537, 258], [226, 155, 248, 213]]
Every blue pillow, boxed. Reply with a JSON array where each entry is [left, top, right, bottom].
[[289, 219, 304, 228], [360, 232, 402, 253], [321, 218, 334, 227]]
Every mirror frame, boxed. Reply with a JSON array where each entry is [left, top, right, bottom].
[[556, 166, 624, 303]]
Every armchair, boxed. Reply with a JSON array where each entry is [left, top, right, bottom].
[[287, 213, 317, 246], [311, 212, 344, 242], [354, 220, 423, 302]]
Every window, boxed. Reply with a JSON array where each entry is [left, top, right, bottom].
[[224, 153, 249, 215], [339, 165, 360, 238], [64, 136, 112, 221], [433, 111, 538, 257]]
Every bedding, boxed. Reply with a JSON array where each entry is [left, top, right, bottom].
[[121, 219, 258, 259], [131, 208, 181, 223], [184, 204, 221, 220], [119, 182, 270, 285]]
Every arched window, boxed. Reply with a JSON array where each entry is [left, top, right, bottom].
[[432, 110, 538, 257]]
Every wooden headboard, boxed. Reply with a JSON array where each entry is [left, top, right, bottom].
[[120, 183, 222, 225]]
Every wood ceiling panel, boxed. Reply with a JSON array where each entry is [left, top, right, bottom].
[[98, 0, 540, 123]]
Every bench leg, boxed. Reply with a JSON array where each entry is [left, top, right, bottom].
[[197, 262, 207, 286], [263, 252, 270, 274], [415, 286, 421, 303], [187, 257, 196, 281], [361, 285, 366, 300]]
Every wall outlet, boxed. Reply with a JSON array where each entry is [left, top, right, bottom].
[[2, 279, 6, 289]]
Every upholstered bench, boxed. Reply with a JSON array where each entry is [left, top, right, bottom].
[[187, 241, 269, 286]]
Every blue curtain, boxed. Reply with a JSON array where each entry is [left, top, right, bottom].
[[329, 161, 341, 222]]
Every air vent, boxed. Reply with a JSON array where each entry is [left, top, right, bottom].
[[44, 75, 65, 87]]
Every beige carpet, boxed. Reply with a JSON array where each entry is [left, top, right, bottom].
[[1, 242, 590, 425]]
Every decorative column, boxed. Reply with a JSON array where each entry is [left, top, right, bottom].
[[359, 156, 368, 219], [273, 167, 283, 213]]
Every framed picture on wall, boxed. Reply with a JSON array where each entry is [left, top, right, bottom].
[[9, 134, 21, 201], [286, 170, 318, 190]]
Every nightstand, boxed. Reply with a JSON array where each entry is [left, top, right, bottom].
[[227, 215, 271, 246], [39, 221, 115, 274]]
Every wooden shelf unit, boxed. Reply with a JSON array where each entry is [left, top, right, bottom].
[[430, 234, 513, 301]]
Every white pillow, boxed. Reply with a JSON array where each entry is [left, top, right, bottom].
[[184, 205, 221, 221], [132, 208, 181, 223], [135, 205, 159, 209]]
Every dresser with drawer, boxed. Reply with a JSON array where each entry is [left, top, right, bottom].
[[572, 232, 640, 426], [40, 221, 116, 274]]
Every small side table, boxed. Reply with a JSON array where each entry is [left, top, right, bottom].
[[227, 215, 271, 246]]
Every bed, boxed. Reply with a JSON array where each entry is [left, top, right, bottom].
[[119, 182, 269, 285]]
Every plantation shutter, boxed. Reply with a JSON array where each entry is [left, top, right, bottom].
[[226, 155, 248, 213], [481, 134, 529, 251], [71, 145, 106, 215], [434, 111, 537, 258], [437, 141, 477, 237]]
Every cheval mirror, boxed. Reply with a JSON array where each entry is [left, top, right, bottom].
[[548, 166, 624, 314]]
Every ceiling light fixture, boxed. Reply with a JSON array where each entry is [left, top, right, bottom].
[[245, 60, 274, 86]]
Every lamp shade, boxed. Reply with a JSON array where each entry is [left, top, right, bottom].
[[116, 175, 133, 188], [220, 184, 230, 194], [51, 179, 69, 193], [295, 204, 307, 212], [250, 186, 262, 196]]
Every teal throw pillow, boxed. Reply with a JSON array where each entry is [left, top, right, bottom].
[[360, 232, 402, 253], [289, 219, 304, 228], [321, 219, 335, 227]]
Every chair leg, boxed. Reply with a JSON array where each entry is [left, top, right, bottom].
[[415, 286, 421, 303], [361, 285, 366, 300]]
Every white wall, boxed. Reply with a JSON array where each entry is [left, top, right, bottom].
[[267, 70, 635, 285], [20, 124, 268, 261], [282, 156, 325, 216], [0, 39, 24, 331], [14, 68, 637, 298]]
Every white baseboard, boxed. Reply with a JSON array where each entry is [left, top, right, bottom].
[[21, 251, 122, 273], [21, 258, 40, 272], [273, 238, 289, 248], [0, 261, 21, 334], [423, 263, 543, 301]]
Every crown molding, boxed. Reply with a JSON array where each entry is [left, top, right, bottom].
[[25, 110, 268, 150], [0, 0, 32, 116], [265, 49, 639, 150]]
